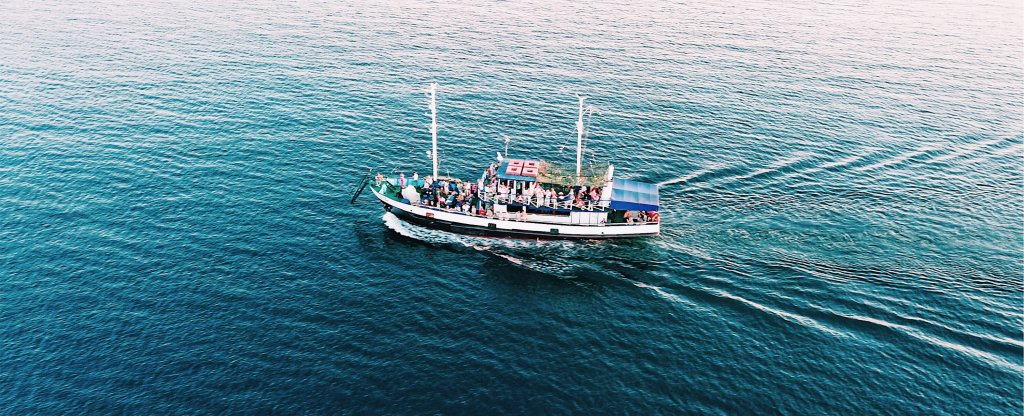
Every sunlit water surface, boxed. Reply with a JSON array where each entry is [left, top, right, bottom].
[[1, 0, 1022, 413]]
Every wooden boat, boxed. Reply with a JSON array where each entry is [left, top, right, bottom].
[[358, 83, 660, 240]]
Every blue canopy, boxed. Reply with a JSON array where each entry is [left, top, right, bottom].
[[609, 178, 659, 211]]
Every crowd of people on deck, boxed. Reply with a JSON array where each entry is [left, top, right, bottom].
[[478, 162, 606, 210], [377, 167, 658, 224], [623, 209, 660, 224], [418, 175, 482, 214]]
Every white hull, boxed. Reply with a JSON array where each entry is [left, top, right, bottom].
[[371, 185, 659, 239]]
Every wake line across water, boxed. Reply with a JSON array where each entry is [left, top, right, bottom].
[[731, 153, 818, 181], [632, 281, 700, 307], [383, 209, 1023, 374], [657, 163, 725, 187], [632, 276, 1023, 373], [667, 150, 881, 193], [925, 138, 1004, 164], [710, 289, 850, 338], [852, 150, 926, 172], [827, 311, 1024, 372]]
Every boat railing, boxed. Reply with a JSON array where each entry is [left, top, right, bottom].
[[409, 200, 658, 226], [381, 185, 660, 226], [481, 193, 608, 211]]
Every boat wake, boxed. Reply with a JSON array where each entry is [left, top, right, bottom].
[[631, 277, 1023, 372], [926, 139, 1003, 164], [382, 211, 471, 246], [381, 212, 608, 278], [852, 150, 926, 172], [657, 163, 724, 187]]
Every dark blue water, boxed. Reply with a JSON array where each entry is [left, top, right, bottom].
[[2, 0, 1022, 414]]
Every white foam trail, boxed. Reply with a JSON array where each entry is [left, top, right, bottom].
[[657, 164, 723, 187], [633, 282, 698, 307], [384, 212, 516, 250], [736, 167, 773, 180], [838, 313, 1023, 372], [770, 153, 814, 168], [383, 212, 563, 249], [492, 252, 525, 265], [713, 290, 848, 337], [852, 150, 924, 172], [730, 153, 815, 182], [382, 211, 463, 245], [928, 139, 1002, 163], [819, 154, 865, 170], [382, 213, 586, 276]]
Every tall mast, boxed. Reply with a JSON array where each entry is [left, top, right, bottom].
[[429, 83, 438, 179], [576, 95, 585, 184]]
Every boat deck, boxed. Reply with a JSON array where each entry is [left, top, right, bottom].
[[376, 179, 658, 227]]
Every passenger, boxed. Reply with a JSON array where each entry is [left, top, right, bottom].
[[517, 209, 527, 221], [590, 187, 600, 201], [648, 211, 660, 223], [375, 173, 384, 185], [624, 210, 634, 223], [399, 173, 406, 188], [413, 172, 419, 182], [498, 184, 509, 203]]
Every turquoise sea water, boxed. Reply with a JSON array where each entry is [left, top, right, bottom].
[[1, 0, 1022, 413]]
